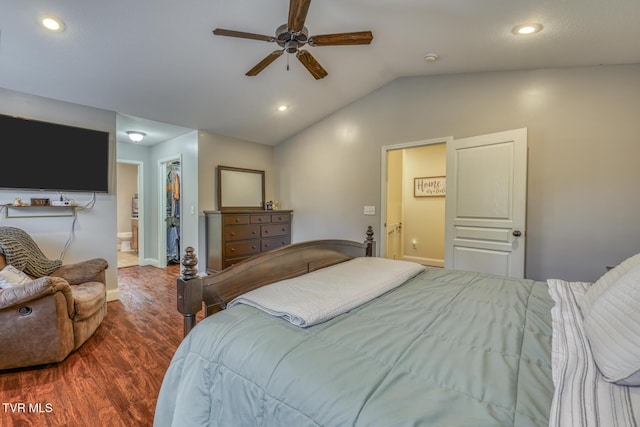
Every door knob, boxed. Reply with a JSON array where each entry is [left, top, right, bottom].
[[512, 230, 522, 237]]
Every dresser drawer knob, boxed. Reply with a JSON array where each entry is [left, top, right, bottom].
[[235, 218, 240, 222], [230, 232, 235, 237], [230, 248, 235, 252], [252, 245, 256, 249]]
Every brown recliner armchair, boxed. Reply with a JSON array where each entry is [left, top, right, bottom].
[[0, 227, 108, 370]]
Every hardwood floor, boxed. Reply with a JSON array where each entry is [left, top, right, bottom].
[[117, 250, 139, 268], [0, 264, 197, 427]]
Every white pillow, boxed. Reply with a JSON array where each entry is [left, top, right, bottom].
[[583, 264, 640, 385], [581, 252, 640, 316], [0, 264, 33, 289]]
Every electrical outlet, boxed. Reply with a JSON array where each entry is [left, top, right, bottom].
[[363, 205, 375, 215]]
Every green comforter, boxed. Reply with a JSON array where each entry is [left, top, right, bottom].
[[155, 267, 554, 426]]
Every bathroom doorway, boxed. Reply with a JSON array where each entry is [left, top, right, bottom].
[[117, 160, 143, 268], [381, 137, 449, 266]]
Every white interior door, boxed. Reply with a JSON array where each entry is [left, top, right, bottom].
[[444, 128, 527, 277]]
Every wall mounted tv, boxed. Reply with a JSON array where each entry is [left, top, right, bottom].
[[0, 114, 110, 193]]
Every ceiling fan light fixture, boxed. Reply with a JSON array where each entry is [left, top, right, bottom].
[[127, 131, 146, 143], [284, 39, 299, 54], [512, 23, 543, 35], [277, 105, 288, 112]]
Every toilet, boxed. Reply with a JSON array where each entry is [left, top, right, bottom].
[[117, 232, 133, 252]]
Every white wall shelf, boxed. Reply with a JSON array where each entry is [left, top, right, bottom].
[[3, 204, 77, 218]]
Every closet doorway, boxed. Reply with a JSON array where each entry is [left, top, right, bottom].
[[159, 157, 182, 267]]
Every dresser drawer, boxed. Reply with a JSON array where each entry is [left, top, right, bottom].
[[261, 223, 290, 238], [250, 215, 270, 224], [261, 236, 290, 251], [225, 225, 260, 241], [224, 215, 249, 225], [271, 213, 290, 223], [205, 210, 293, 273], [225, 240, 260, 257]]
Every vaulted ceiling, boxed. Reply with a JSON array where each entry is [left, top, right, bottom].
[[2, 0, 639, 145]]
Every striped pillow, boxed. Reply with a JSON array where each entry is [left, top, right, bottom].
[[581, 252, 640, 316], [583, 265, 640, 385]]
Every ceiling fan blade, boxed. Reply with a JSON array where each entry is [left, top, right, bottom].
[[296, 50, 328, 80], [213, 28, 275, 42], [309, 31, 373, 46], [288, 0, 311, 33], [246, 50, 284, 76]]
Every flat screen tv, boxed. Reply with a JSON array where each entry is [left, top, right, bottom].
[[0, 114, 110, 193]]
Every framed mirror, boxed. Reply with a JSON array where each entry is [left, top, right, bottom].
[[217, 165, 265, 210]]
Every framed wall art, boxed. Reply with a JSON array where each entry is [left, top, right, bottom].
[[414, 176, 446, 197]]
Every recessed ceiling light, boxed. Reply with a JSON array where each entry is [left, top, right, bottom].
[[277, 105, 288, 112], [41, 16, 65, 32], [512, 23, 543, 35]]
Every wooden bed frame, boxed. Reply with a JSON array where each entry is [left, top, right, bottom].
[[177, 226, 376, 336]]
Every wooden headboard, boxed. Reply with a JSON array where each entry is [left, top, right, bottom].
[[177, 227, 375, 336]]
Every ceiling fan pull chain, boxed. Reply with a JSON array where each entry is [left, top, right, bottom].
[[287, 54, 290, 71]]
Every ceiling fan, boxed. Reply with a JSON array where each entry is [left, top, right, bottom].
[[212, 0, 373, 79]]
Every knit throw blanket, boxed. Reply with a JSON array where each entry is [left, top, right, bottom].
[[0, 227, 62, 277]]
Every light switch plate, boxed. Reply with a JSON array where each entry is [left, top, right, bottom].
[[364, 205, 375, 215]]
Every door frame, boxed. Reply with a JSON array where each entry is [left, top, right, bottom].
[[116, 159, 144, 266], [158, 155, 182, 268], [379, 136, 453, 259]]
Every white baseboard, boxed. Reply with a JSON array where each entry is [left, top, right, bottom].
[[106, 288, 120, 302], [141, 258, 161, 268], [402, 255, 444, 268]]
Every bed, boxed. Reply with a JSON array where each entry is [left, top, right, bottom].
[[155, 229, 640, 426]]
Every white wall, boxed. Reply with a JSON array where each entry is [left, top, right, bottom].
[[0, 88, 118, 298], [401, 144, 446, 266], [197, 131, 275, 212], [196, 131, 275, 270], [274, 64, 640, 282]]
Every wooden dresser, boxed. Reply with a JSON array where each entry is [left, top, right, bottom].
[[204, 210, 293, 272]]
